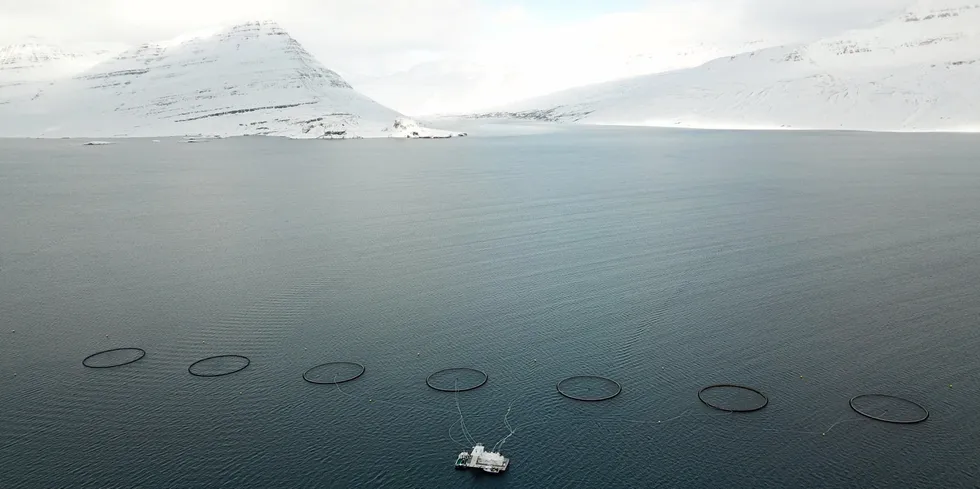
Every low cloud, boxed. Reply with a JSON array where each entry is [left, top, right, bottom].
[[0, 0, 915, 80]]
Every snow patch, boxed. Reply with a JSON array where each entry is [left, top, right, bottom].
[[384, 117, 466, 138]]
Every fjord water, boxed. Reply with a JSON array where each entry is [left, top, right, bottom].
[[1, 129, 978, 488]]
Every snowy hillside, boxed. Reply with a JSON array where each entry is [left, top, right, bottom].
[[0, 22, 462, 139], [495, 0, 980, 132], [354, 40, 770, 116], [0, 40, 117, 103]]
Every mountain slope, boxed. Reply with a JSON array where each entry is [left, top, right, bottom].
[[0, 40, 117, 104], [497, 1, 980, 132], [0, 22, 459, 138], [353, 39, 770, 116]]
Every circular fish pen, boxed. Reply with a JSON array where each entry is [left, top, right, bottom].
[[425, 368, 488, 392], [698, 384, 769, 412], [188, 355, 250, 377], [557, 376, 622, 402], [303, 362, 365, 384], [849, 394, 929, 424], [82, 348, 146, 368]]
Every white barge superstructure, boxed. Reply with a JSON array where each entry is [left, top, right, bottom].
[[454, 444, 509, 474]]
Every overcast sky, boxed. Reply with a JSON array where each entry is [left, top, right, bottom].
[[0, 0, 914, 78]]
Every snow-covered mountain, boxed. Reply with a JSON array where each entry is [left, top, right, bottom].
[[492, 0, 980, 132], [0, 22, 461, 139]]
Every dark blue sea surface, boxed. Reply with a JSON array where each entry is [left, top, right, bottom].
[[1, 129, 979, 488]]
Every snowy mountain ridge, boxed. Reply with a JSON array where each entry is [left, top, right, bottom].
[[0, 22, 461, 139], [492, 0, 980, 132]]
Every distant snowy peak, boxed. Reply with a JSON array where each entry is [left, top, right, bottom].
[[176, 21, 351, 89], [1, 42, 85, 68], [710, 0, 980, 72], [904, 0, 980, 19], [85, 20, 351, 92], [224, 21, 353, 90], [0, 41, 115, 83], [0, 21, 463, 138], [799, 0, 980, 69]]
